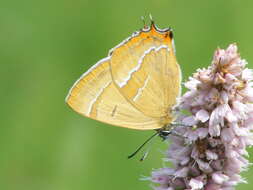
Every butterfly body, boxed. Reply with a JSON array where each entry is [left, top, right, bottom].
[[66, 22, 181, 131]]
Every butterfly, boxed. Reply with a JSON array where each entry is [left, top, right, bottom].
[[65, 21, 181, 150]]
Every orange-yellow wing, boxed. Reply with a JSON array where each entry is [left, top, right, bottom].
[[110, 24, 181, 120], [65, 58, 164, 130]]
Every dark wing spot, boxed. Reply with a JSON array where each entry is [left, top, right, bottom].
[[111, 105, 118, 117]]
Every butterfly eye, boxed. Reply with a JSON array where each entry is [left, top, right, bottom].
[[169, 31, 173, 39]]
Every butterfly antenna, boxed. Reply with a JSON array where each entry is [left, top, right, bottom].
[[149, 14, 154, 25], [149, 14, 153, 21], [128, 131, 159, 159], [140, 148, 150, 161], [139, 130, 159, 161], [141, 16, 148, 29], [140, 134, 158, 161]]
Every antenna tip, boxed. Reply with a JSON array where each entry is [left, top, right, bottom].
[[149, 14, 153, 21]]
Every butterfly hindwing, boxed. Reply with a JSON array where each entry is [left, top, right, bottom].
[[66, 58, 163, 130]]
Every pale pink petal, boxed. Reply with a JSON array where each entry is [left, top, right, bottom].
[[221, 128, 235, 142], [171, 178, 185, 189], [242, 68, 253, 80], [221, 187, 235, 190], [225, 73, 237, 83], [151, 175, 169, 184], [231, 123, 249, 136], [185, 130, 198, 141], [180, 157, 190, 165], [209, 124, 221, 137], [212, 173, 229, 184], [153, 186, 173, 190], [206, 150, 218, 160], [197, 128, 209, 139], [209, 104, 229, 128], [209, 138, 222, 147], [199, 71, 212, 83], [204, 183, 221, 190], [196, 109, 209, 122], [225, 110, 237, 123], [189, 166, 201, 176], [220, 91, 229, 103], [225, 147, 240, 158], [184, 78, 199, 90], [206, 88, 219, 103], [189, 178, 204, 190], [214, 73, 226, 84], [196, 159, 213, 173], [182, 116, 198, 126], [191, 146, 199, 159], [150, 168, 175, 184], [174, 167, 189, 178], [211, 159, 225, 170]]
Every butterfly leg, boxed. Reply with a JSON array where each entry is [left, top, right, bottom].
[[157, 122, 189, 140], [157, 130, 171, 140]]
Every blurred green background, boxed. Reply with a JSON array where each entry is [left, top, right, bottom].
[[1, 0, 253, 190]]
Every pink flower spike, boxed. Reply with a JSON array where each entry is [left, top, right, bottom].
[[148, 44, 253, 190]]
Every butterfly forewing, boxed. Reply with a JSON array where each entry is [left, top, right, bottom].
[[110, 25, 181, 119], [66, 58, 163, 130]]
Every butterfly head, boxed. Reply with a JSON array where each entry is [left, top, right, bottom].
[[140, 18, 173, 40]]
